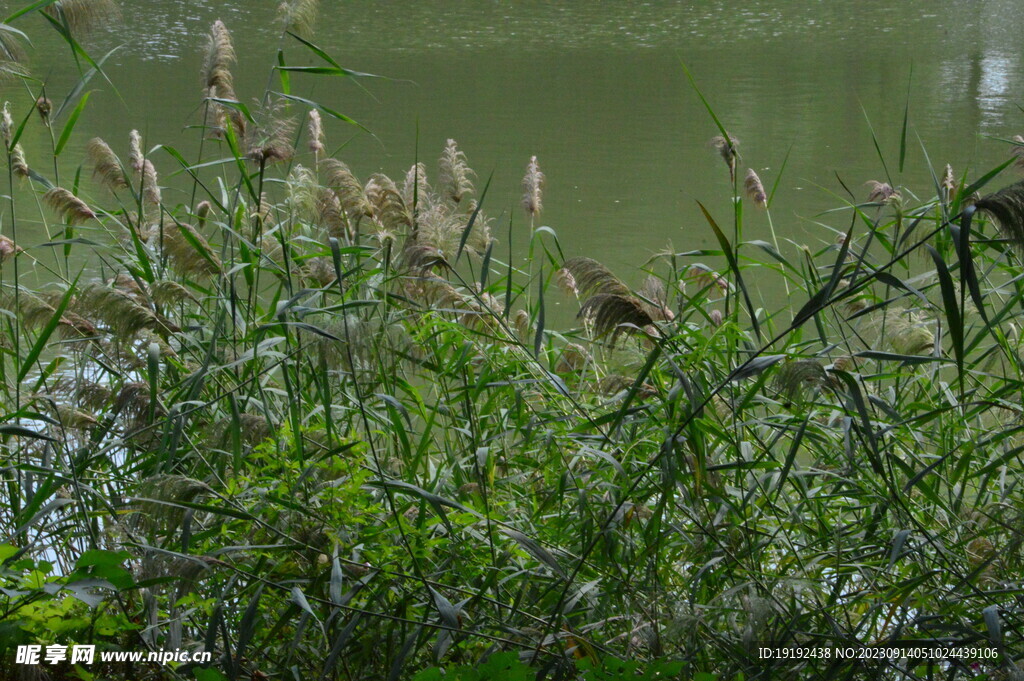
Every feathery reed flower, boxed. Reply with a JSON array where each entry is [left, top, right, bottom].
[[87, 137, 127, 191], [278, 0, 320, 37], [245, 102, 296, 164], [686, 264, 729, 294], [323, 159, 372, 220], [44, 187, 96, 224], [366, 173, 412, 232], [402, 162, 430, 207], [744, 168, 767, 207], [0, 31, 26, 80], [1013, 135, 1024, 171], [775, 360, 827, 403], [554, 343, 590, 374], [44, 0, 120, 34], [10, 143, 27, 177], [521, 155, 544, 218], [195, 200, 212, 229], [128, 129, 144, 172], [975, 180, 1024, 252], [580, 293, 656, 343], [866, 180, 899, 204], [149, 279, 197, 307], [203, 20, 236, 101], [560, 257, 630, 298], [438, 139, 473, 205], [35, 96, 51, 123], [75, 283, 164, 338], [201, 21, 245, 139], [891, 325, 934, 355], [0, 235, 21, 263], [941, 164, 956, 199], [139, 159, 161, 206], [163, 223, 221, 279], [1, 102, 11, 148], [555, 267, 578, 297], [307, 109, 325, 154], [512, 309, 531, 342], [710, 134, 739, 182]]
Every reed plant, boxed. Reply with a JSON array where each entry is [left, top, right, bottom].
[[0, 3, 1022, 681]]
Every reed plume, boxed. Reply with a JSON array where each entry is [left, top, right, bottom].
[[1013, 135, 1024, 171], [307, 109, 325, 154], [438, 139, 473, 205], [322, 159, 373, 220], [9, 143, 28, 178], [710, 135, 739, 182], [87, 137, 127, 191], [141, 280, 189, 308], [521, 155, 544, 218], [560, 258, 662, 342], [866, 180, 899, 204], [286, 164, 320, 219], [775, 360, 827, 404], [44, 187, 97, 224], [163, 223, 221, 279], [43, 0, 120, 34], [559, 257, 630, 299], [597, 374, 657, 399], [10, 290, 96, 338], [365, 173, 412, 232], [35, 96, 51, 123], [46, 402, 99, 431], [0, 31, 26, 80], [975, 180, 1024, 252], [401, 242, 448, 273], [278, 0, 320, 37], [553, 343, 590, 374], [941, 164, 956, 200], [639, 274, 674, 321], [128, 129, 144, 172], [463, 200, 493, 252], [402, 162, 431, 207], [75, 283, 165, 338], [286, 164, 348, 239], [208, 414, 272, 449], [685, 264, 729, 294], [134, 475, 209, 532], [138, 159, 161, 206], [1, 102, 11, 148], [301, 256, 336, 287], [890, 324, 934, 355], [512, 309, 531, 341], [555, 268, 578, 297], [201, 21, 244, 139], [0, 28, 24, 63], [861, 307, 934, 355], [744, 168, 767, 207], [579, 293, 656, 343], [195, 200, 212, 229], [203, 20, 236, 101], [245, 102, 296, 164], [413, 203, 461, 258], [0, 235, 21, 263]]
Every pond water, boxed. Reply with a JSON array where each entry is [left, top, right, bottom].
[[5, 0, 1024, 289]]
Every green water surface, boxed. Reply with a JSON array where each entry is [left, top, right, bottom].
[[3, 0, 1024, 289]]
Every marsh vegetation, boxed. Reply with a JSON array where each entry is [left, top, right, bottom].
[[0, 2, 1023, 680]]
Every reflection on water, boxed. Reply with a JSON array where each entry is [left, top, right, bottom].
[[3, 0, 1024, 282]]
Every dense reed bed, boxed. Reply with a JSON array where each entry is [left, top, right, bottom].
[[0, 2, 1023, 680]]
